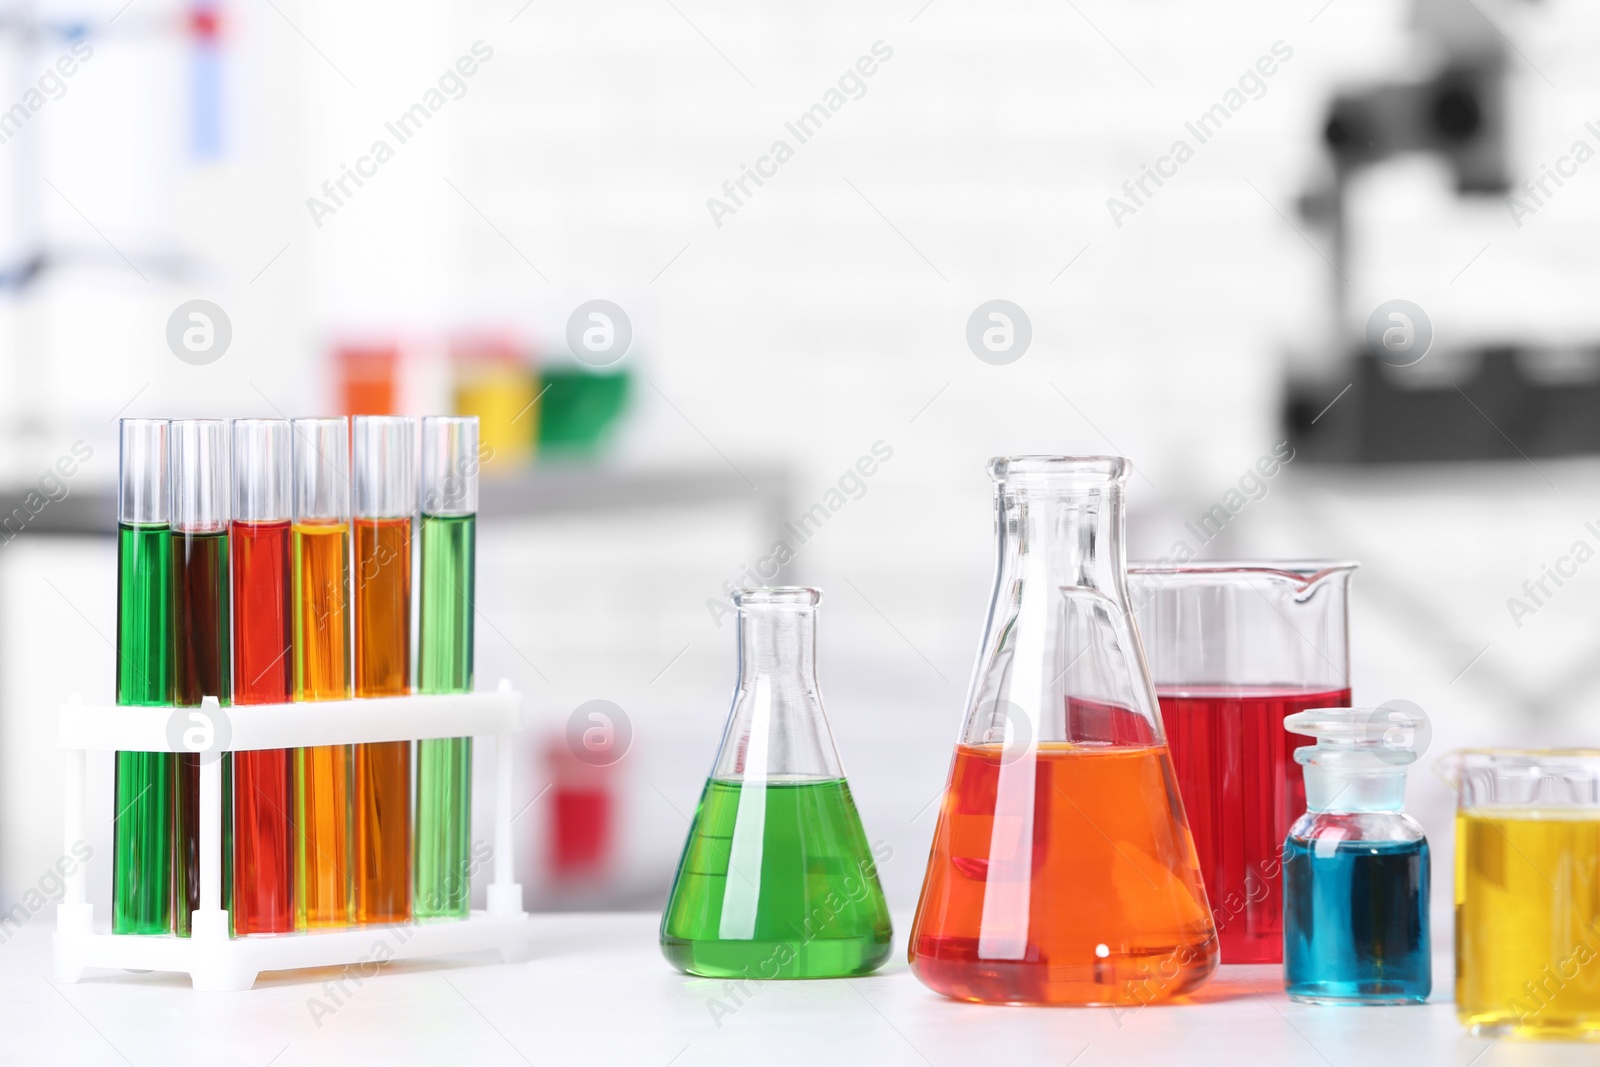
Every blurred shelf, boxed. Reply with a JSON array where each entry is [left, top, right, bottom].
[[7, 463, 793, 538], [478, 463, 790, 524]]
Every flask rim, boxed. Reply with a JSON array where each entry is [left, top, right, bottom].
[[733, 586, 820, 608], [988, 455, 1127, 485]]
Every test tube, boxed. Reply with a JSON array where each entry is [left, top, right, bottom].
[[291, 417, 353, 929], [352, 415, 415, 924], [231, 419, 295, 935], [169, 419, 232, 938], [414, 416, 477, 919], [114, 419, 175, 934]]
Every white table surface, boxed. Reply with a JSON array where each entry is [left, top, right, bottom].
[[0, 912, 1588, 1067]]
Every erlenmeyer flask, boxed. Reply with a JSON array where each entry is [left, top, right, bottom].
[[660, 587, 893, 979], [908, 457, 1217, 1005]]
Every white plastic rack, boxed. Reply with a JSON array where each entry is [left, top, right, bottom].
[[52, 682, 532, 991]]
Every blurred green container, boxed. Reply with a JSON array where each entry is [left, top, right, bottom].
[[536, 367, 631, 454]]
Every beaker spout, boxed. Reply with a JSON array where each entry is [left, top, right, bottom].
[[1432, 749, 1466, 792]]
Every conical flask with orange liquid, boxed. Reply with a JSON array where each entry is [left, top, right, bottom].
[[908, 456, 1217, 1005]]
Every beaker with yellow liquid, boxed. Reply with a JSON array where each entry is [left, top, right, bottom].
[[1442, 749, 1600, 1040]]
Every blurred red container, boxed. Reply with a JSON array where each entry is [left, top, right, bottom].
[[337, 342, 400, 416]]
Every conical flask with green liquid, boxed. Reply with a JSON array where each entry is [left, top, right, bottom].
[[661, 587, 892, 979]]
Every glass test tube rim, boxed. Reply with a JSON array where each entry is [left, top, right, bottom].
[[291, 416, 351, 523], [353, 415, 417, 520], [234, 418, 293, 524], [119, 418, 169, 525], [170, 418, 231, 534], [420, 415, 478, 517]]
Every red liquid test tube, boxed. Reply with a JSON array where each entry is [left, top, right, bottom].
[[230, 419, 295, 935]]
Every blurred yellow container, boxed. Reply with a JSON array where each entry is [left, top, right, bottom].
[[451, 334, 537, 475]]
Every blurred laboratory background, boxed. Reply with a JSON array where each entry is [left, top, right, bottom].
[[2, 0, 1598, 938]]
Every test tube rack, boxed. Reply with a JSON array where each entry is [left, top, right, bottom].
[[52, 682, 531, 991]]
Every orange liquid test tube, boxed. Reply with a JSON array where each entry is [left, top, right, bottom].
[[352, 416, 414, 924], [291, 418, 353, 929]]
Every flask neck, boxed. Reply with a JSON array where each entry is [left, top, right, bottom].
[[999, 481, 1127, 597], [964, 457, 1161, 750], [738, 603, 819, 688], [713, 589, 843, 782]]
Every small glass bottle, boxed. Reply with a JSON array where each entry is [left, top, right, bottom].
[[660, 588, 892, 979], [1282, 708, 1430, 1004]]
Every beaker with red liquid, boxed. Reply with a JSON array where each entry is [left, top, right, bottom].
[[1128, 562, 1355, 965], [909, 457, 1217, 1006]]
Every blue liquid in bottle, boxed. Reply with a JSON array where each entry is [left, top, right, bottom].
[[1279, 706, 1431, 1005], [1283, 832, 1430, 1003]]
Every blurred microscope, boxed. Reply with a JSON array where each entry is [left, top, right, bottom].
[[1283, 0, 1600, 462]]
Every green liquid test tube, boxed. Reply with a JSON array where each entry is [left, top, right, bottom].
[[114, 419, 174, 935], [414, 416, 477, 920]]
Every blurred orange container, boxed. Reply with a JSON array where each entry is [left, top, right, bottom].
[[337, 342, 400, 416]]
